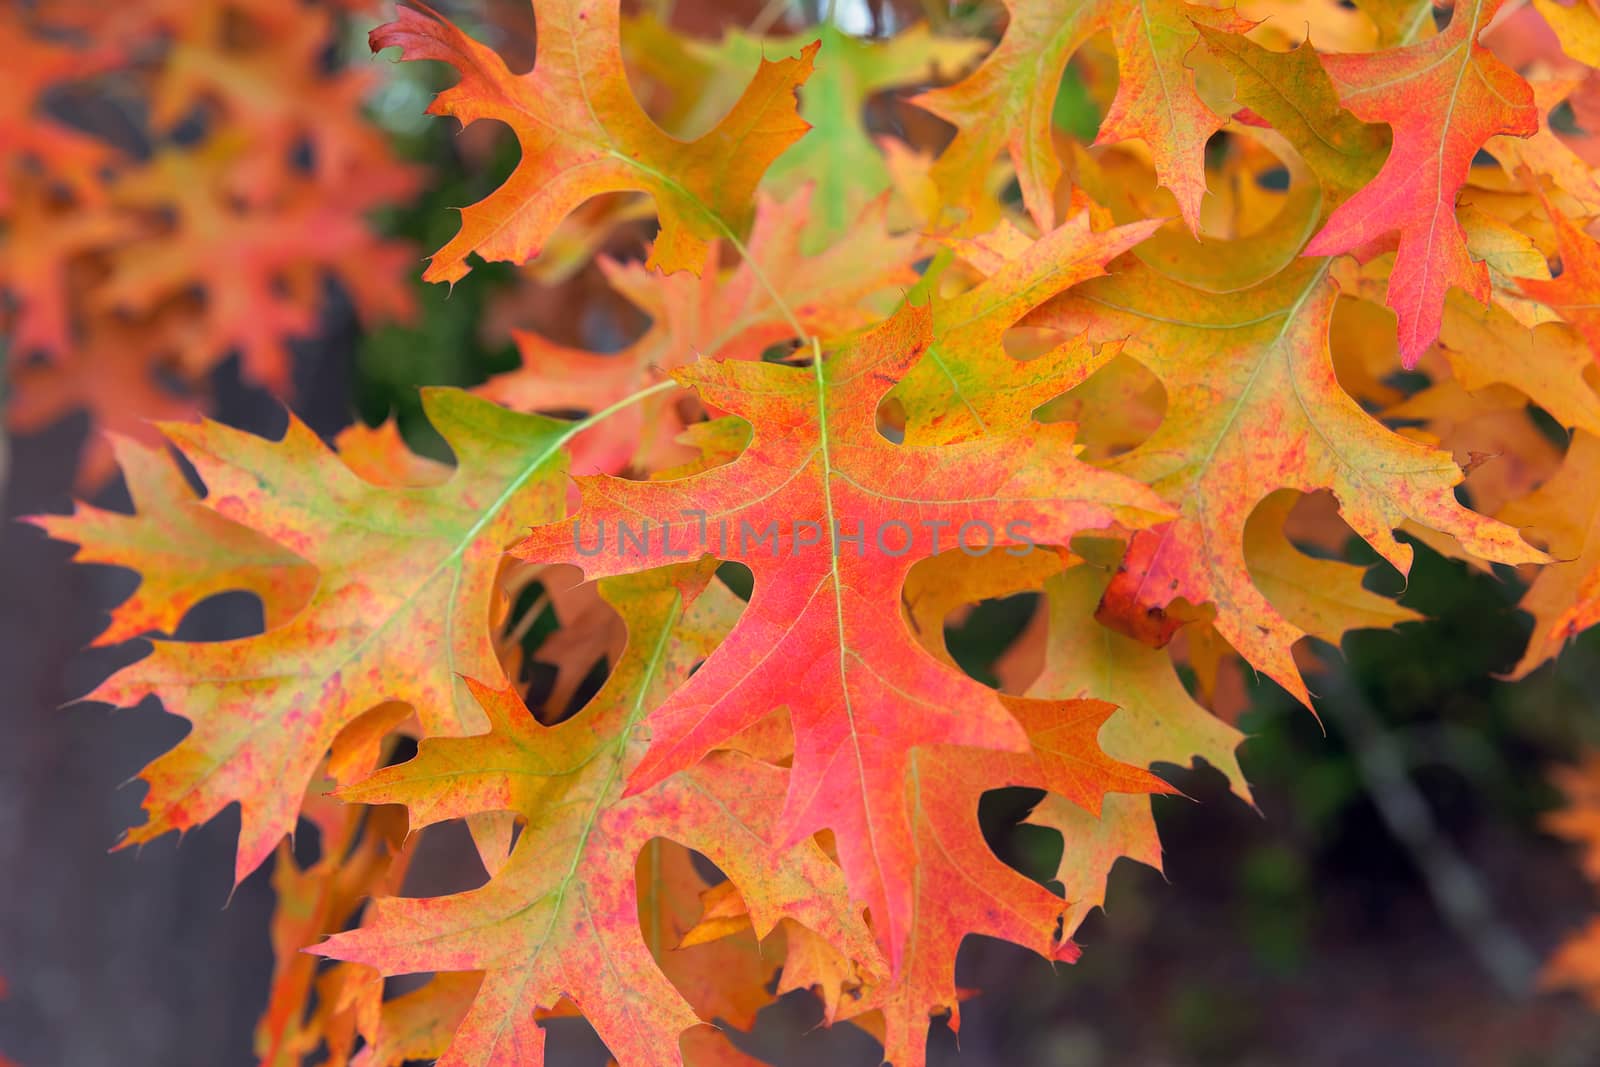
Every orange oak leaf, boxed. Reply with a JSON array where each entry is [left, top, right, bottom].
[[25, 434, 315, 648], [1500, 430, 1600, 677], [1391, 396, 1565, 536], [1544, 916, 1600, 1007], [255, 798, 412, 1067], [900, 546, 1074, 669], [678, 881, 763, 951], [369, 0, 818, 283], [319, 564, 878, 1067], [1242, 491, 1425, 641], [32, 0, 349, 47], [769, 921, 867, 1026], [332, 420, 452, 488], [1038, 258, 1545, 703], [903, 548, 1246, 934], [1530, 0, 1600, 67], [63, 390, 576, 883], [912, 0, 1251, 232], [1489, 78, 1600, 211], [483, 188, 919, 472], [1431, 289, 1600, 440], [515, 570, 628, 723], [1302, 0, 1537, 366], [1519, 194, 1600, 359], [1541, 750, 1600, 1007], [3, 0, 421, 478], [349, 973, 483, 1067], [513, 304, 1171, 969], [1546, 751, 1600, 885], [1236, 0, 1384, 50]]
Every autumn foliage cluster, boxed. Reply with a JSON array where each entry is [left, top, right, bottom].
[[14, 0, 1600, 1063], [4, 0, 419, 486]]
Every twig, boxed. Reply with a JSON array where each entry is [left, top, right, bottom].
[[502, 591, 551, 654], [1316, 653, 1541, 998]]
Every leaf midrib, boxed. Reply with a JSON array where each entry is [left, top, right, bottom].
[[810, 346, 892, 927]]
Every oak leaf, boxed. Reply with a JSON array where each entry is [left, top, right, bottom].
[[1500, 431, 1600, 676], [907, 550, 1247, 934], [839, 699, 1168, 1067], [254, 798, 412, 1067], [69, 390, 576, 883], [352, 973, 484, 1067], [1541, 750, 1600, 1007], [0, 20, 120, 211], [1519, 193, 1600, 359], [1533, 0, 1600, 66], [1302, 0, 1537, 365], [1195, 28, 1387, 204], [637, 840, 778, 1038], [1436, 289, 1600, 438], [152, 5, 406, 203], [514, 304, 1171, 968], [97, 144, 416, 392], [913, 0, 1251, 232], [319, 564, 878, 1067], [6, 313, 200, 490], [0, 180, 134, 359], [662, 23, 984, 246], [26, 434, 315, 648], [673, 687, 1168, 1067], [1038, 258, 1544, 703], [1489, 79, 1600, 211], [369, 0, 818, 283], [891, 209, 1163, 446]]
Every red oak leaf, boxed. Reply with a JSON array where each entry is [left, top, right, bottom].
[[1303, 0, 1537, 366], [513, 304, 1170, 969], [1519, 192, 1600, 359]]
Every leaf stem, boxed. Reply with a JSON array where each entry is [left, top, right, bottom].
[[705, 194, 830, 375], [750, 0, 795, 36], [716, 225, 817, 350], [558, 378, 682, 443]]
